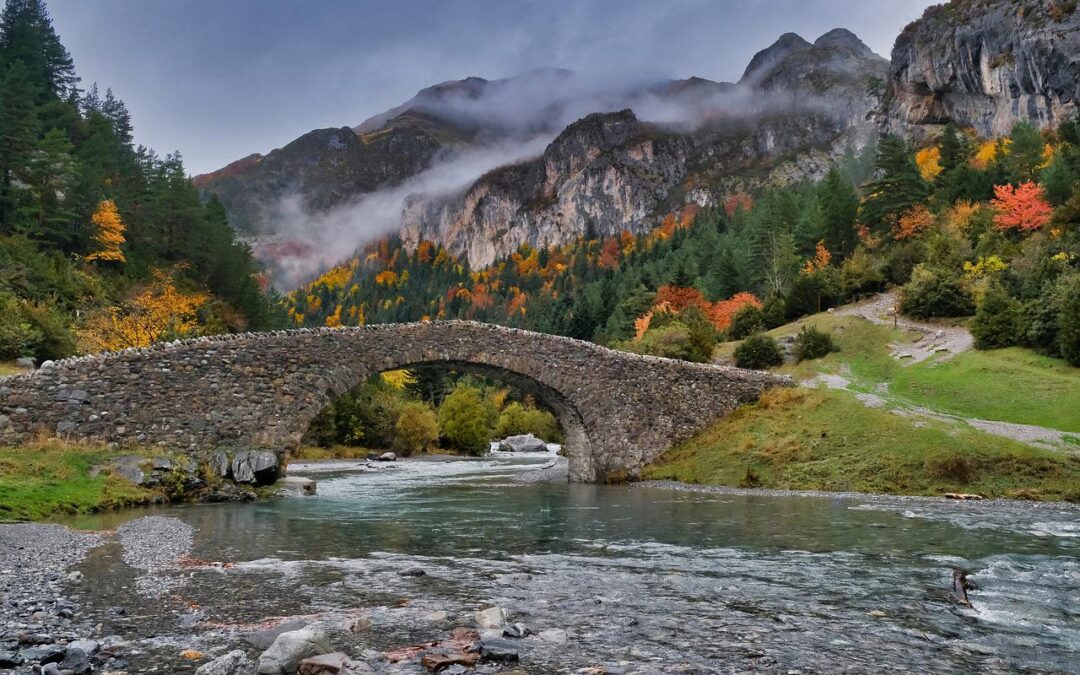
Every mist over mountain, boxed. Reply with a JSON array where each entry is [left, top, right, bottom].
[[194, 4, 1079, 288]]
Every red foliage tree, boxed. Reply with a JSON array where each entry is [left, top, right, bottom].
[[991, 181, 1053, 232]]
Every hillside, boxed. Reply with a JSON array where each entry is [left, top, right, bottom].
[[645, 299, 1080, 500], [196, 29, 887, 281], [0, 0, 279, 367]]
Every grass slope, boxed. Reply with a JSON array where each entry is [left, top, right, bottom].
[[644, 388, 1080, 500], [719, 312, 1080, 432], [0, 445, 155, 522]]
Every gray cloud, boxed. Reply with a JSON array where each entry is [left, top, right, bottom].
[[48, 0, 935, 175]]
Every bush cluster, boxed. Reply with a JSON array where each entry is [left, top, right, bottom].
[[734, 333, 784, 370], [793, 325, 837, 362]]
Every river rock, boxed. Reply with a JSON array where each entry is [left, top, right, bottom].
[[14, 356, 34, 369], [195, 650, 257, 675], [497, 434, 547, 453], [473, 607, 507, 628], [297, 652, 353, 674], [276, 476, 317, 496], [502, 623, 530, 638], [257, 628, 332, 674], [376, 452, 396, 462], [109, 456, 146, 484], [232, 450, 280, 484], [67, 640, 99, 656], [537, 628, 568, 643], [475, 638, 520, 663], [420, 652, 479, 673], [246, 620, 311, 650], [0, 651, 23, 668], [19, 644, 65, 665], [59, 648, 92, 675]]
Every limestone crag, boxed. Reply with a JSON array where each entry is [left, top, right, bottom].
[[886, 0, 1080, 138], [0, 322, 788, 483]]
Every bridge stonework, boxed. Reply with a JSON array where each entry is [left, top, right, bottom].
[[0, 322, 788, 482]]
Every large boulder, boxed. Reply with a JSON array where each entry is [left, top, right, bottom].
[[497, 434, 547, 453], [232, 450, 280, 485], [257, 628, 332, 674], [196, 650, 257, 675]]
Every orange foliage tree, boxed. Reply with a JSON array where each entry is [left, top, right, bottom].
[[709, 292, 763, 332], [991, 181, 1053, 232], [894, 204, 936, 240]]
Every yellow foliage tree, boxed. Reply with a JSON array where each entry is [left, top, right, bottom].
[[915, 147, 943, 181], [85, 199, 126, 263], [77, 271, 209, 352]]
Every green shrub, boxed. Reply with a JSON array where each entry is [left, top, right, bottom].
[[620, 322, 689, 360], [840, 248, 886, 300], [393, 402, 439, 456], [1058, 274, 1080, 366], [762, 296, 787, 329], [728, 304, 765, 340], [793, 325, 837, 362], [0, 293, 42, 360], [900, 265, 974, 318], [971, 283, 1021, 350], [495, 402, 562, 442], [734, 333, 784, 370], [437, 384, 496, 455]]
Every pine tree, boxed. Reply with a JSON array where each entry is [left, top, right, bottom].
[[0, 0, 77, 101], [860, 135, 930, 230], [938, 123, 969, 172], [1007, 121, 1046, 182], [24, 126, 76, 245], [0, 60, 38, 230], [819, 167, 859, 259]]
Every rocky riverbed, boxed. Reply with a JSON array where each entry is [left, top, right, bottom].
[[2, 452, 1078, 674]]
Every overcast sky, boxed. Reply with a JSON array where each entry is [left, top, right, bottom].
[[47, 0, 935, 175]]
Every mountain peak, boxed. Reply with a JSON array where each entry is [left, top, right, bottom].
[[814, 28, 874, 55], [740, 32, 813, 83]]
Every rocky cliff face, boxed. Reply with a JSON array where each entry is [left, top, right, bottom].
[[886, 0, 1080, 138], [197, 29, 890, 274], [401, 31, 887, 268]]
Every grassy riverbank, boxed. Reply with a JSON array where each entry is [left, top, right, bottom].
[[644, 388, 1080, 500], [665, 306, 1080, 500], [0, 444, 157, 522]]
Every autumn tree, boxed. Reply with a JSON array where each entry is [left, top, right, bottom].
[[77, 270, 207, 351], [991, 181, 1053, 233], [85, 198, 125, 263]]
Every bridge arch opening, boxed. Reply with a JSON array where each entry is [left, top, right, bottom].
[[297, 358, 595, 481]]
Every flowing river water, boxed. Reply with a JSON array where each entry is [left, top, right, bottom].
[[59, 452, 1079, 674]]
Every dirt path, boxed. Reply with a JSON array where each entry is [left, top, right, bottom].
[[835, 291, 973, 364]]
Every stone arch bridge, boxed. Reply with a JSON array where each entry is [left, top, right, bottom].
[[0, 322, 788, 482]]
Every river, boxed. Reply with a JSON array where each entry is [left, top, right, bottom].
[[59, 452, 1079, 674]]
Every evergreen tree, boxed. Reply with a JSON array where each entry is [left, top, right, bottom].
[[860, 135, 929, 230], [1007, 121, 1046, 182], [938, 123, 969, 172], [0, 0, 77, 101], [819, 167, 859, 259], [23, 126, 76, 245], [0, 60, 38, 230]]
